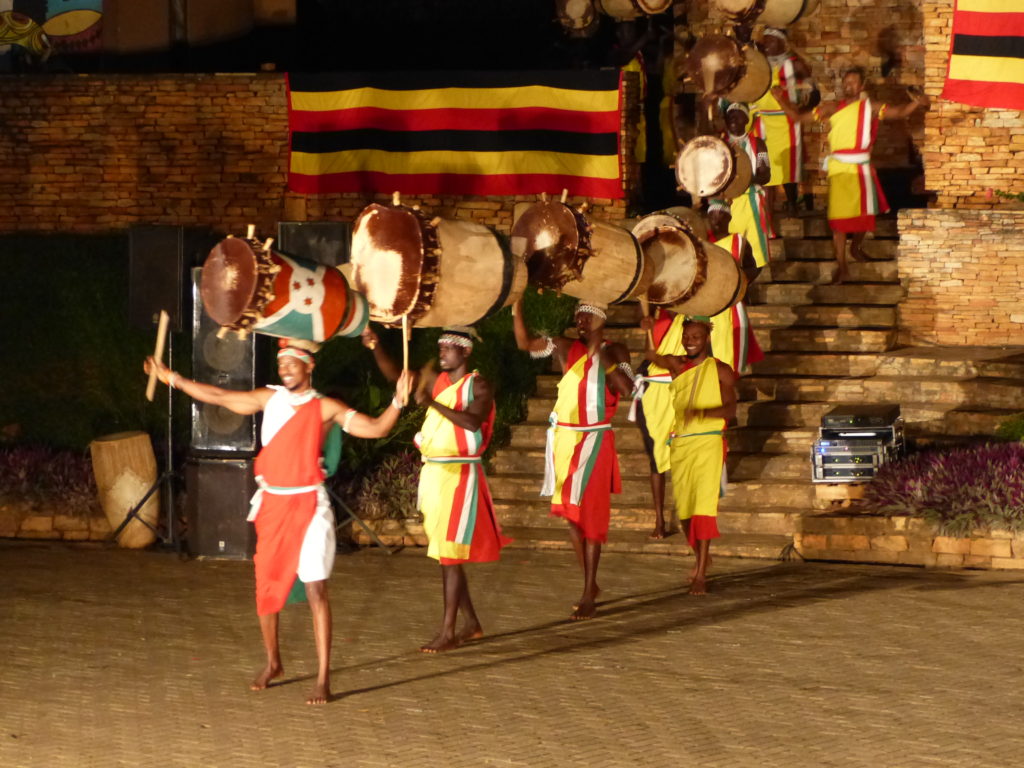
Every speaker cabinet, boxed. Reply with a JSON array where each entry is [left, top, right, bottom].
[[277, 221, 352, 267], [185, 457, 256, 559], [129, 226, 218, 333], [190, 267, 258, 455]]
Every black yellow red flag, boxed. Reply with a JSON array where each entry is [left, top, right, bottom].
[[943, 0, 1024, 110]]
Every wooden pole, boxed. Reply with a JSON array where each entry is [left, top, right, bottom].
[[401, 315, 410, 404], [638, 294, 654, 349], [145, 310, 170, 402]]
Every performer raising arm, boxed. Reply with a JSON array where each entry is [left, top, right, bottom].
[[512, 298, 633, 620], [145, 339, 414, 705], [361, 326, 510, 653]]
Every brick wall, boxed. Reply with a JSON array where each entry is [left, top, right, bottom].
[[0, 73, 630, 236], [897, 209, 1024, 346], [921, 0, 1024, 209]]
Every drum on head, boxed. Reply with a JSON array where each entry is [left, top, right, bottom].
[[800, 0, 822, 18], [724, 45, 772, 103], [555, 0, 599, 36], [676, 135, 736, 200], [598, 0, 642, 19], [759, 0, 804, 27], [635, 0, 672, 12], [720, 143, 753, 200], [711, 0, 765, 26], [350, 203, 526, 328], [634, 226, 709, 307], [684, 35, 745, 97], [201, 237, 368, 342], [668, 240, 746, 318], [511, 200, 652, 306]]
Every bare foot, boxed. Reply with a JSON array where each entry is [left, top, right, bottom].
[[250, 662, 283, 691], [570, 601, 597, 620], [572, 586, 602, 611], [688, 556, 712, 582], [458, 623, 484, 643], [306, 680, 331, 705], [688, 577, 708, 596], [831, 270, 849, 285], [649, 524, 667, 540], [419, 633, 461, 654]]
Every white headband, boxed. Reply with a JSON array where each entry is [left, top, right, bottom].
[[707, 200, 730, 215], [438, 333, 474, 350], [575, 303, 607, 320], [764, 27, 787, 41]]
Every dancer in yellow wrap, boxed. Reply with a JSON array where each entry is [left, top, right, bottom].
[[362, 326, 510, 653], [513, 298, 633, 620], [724, 102, 774, 269], [775, 66, 928, 282], [646, 319, 736, 595]]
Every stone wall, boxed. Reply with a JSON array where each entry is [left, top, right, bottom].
[[897, 210, 1024, 347], [921, 0, 1024, 209], [0, 73, 630, 236]]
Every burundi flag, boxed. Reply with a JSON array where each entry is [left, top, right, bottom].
[[943, 0, 1024, 110], [286, 71, 624, 198]]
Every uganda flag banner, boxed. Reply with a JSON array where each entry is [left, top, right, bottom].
[[286, 71, 624, 198], [943, 0, 1024, 110]]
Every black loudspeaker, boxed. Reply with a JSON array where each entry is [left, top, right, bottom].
[[129, 225, 219, 332], [190, 267, 259, 455], [277, 221, 352, 267], [185, 457, 256, 559]]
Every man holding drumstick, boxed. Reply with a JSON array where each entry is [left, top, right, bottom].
[[146, 338, 413, 705]]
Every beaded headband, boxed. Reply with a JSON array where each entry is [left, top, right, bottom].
[[706, 199, 730, 215], [763, 27, 787, 41], [575, 303, 608, 320]]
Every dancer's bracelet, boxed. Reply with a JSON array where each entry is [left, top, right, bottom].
[[391, 395, 403, 410], [168, 372, 179, 389]]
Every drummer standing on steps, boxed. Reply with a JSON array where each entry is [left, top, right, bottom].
[[512, 298, 634, 620], [145, 339, 414, 705]]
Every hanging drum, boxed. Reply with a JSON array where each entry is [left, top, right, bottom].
[[800, 0, 822, 19], [723, 45, 772, 104], [676, 135, 736, 200], [669, 240, 746, 318], [598, 0, 671, 19], [556, 0, 599, 36], [350, 203, 526, 328], [711, 0, 766, 26], [632, 207, 708, 246], [511, 199, 652, 306], [759, 0, 805, 27], [201, 237, 368, 342], [720, 143, 754, 200], [633, 224, 709, 307], [684, 35, 746, 97]]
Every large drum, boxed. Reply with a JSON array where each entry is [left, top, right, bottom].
[[676, 135, 736, 200], [633, 226, 708, 307], [720, 143, 753, 200], [684, 35, 745, 97], [711, 0, 765, 25], [511, 200, 652, 306], [555, 0, 599, 36], [634, 206, 710, 242], [724, 45, 772, 103], [350, 203, 527, 328], [759, 0, 804, 27], [201, 237, 368, 342], [89, 431, 159, 550], [669, 240, 746, 318], [598, 0, 671, 18]]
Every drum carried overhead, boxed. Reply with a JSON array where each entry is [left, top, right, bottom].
[[350, 203, 527, 328], [759, 0, 805, 27], [201, 237, 368, 342], [511, 199, 652, 306], [555, 0, 599, 36], [711, 0, 765, 26], [684, 35, 746, 97], [633, 225, 708, 307], [669, 240, 746, 318], [719, 143, 753, 200], [724, 45, 772, 103], [676, 135, 736, 200], [598, 0, 671, 19]]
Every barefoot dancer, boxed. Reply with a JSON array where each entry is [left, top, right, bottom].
[[146, 339, 413, 704], [362, 326, 510, 652], [645, 319, 736, 595], [512, 299, 634, 619]]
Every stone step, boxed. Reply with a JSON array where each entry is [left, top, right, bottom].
[[753, 327, 898, 353], [765, 259, 897, 284], [746, 282, 905, 306], [876, 348, 1024, 380], [736, 400, 834, 428], [770, 237, 898, 262], [727, 451, 808, 481], [500, 525, 793, 559], [524, 392, 639, 423], [750, 352, 880, 377], [490, 446, 652, 478], [747, 304, 897, 329], [728, 427, 816, 453], [509, 422, 650, 450], [776, 215, 898, 239]]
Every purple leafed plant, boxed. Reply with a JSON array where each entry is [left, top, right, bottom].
[[0, 446, 98, 515], [863, 443, 1024, 537], [355, 450, 421, 521]]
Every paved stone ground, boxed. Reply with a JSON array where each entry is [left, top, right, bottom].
[[3, 541, 1024, 768]]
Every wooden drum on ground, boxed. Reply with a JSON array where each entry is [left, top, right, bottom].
[[511, 200, 652, 306], [201, 237, 368, 342], [350, 203, 527, 328], [724, 45, 772, 104], [90, 431, 159, 549], [669, 240, 746, 318]]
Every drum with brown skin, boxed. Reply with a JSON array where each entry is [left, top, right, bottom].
[[676, 135, 736, 200], [720, 144, 753, 200], [684, 35, 745, 97], [724, 45, 772, 103], [669, 239, 746, 317], [759, 0, 804, 27]]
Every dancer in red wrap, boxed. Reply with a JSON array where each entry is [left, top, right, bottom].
[[146, 339, 413, 705]]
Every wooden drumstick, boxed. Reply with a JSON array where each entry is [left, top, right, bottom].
[[560, 188, 568, 203], [401, 314, 411, 404], [638, 294, 654, 349], [146, 310, 170, 402], [246, 224, 255, 240]]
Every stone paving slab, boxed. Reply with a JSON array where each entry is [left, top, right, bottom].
[[3, 541, 1024, 768]]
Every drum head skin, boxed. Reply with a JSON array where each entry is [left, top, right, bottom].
[[511, 201, 583, 292], [800, 0, 821, 18], [636, 0, 672, 12], [725, 45, 772, 103], [663, 206, 710, 240], [676, 135, 735, 199], [641, 228, 706, 306], [201, 238, 259, 327], [759, 0, 803, 26], [598, 0, 641, 20], [721, 145, 753, 200], [712, 0, 762, 24], [684, 35, 745, 97], [670, 240, 743, 317], [351, 204, 426, 323], [556, 0, 598, 30]]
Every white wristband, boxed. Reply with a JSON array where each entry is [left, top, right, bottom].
[[168, 372, 178, 389], [391, 395, 403, 410]]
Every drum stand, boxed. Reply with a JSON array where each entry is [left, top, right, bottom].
[[328, 487, 393, 554], [109, 333, 183, 552]]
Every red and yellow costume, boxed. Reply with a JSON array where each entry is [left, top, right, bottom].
[[248, 387, 335, 617], [669, 357, 727, 547], [817, 96, 890, 233], [543, 340, 622, 543], [414, 371, 510, 564], [752, 53, 805, 186], [630, 310, 682, 474], [708, 232, 764, 376], [727, 132, 774, 269]]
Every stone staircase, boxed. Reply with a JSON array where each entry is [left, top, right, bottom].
[[488, 213, 1024, 560]]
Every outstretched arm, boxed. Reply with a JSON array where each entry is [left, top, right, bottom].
[[145, 356, 270, 414], [880, 92, 929, 121], [327, 370, 416, 439], [771, 87, 821, 124], [361, 326, 402, 383], [416, 375, 494, 432], [511, 298, 572, 368]]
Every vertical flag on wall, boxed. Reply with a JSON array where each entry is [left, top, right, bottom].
[[943, 0, 1024, 110], [286, 71, 624, 198]]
